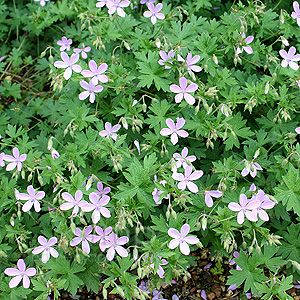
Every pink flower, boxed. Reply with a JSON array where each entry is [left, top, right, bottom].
[[158, 50, 175, 69], [15, 185, 45, 212], [152, 175, 168, 204], [32, 236, 59, 263], [51, 149, 60, 160], [241, 161, 263, 178], [172, 165, 203, 193], [94, 182, 111, 197], [150, 257, 168, 278], [168, 224, 199, 255], [99, 122, 121, 141], [140, 0, 156, 4], [229, 251, 245, 270], [143, 3, 165, 25], [96, 0, 110, 8], [57, 36, 72, 52], [160, 117, 188, 145], [292, 1, 300, 26], [107, 0, 130, 18], [4, 259, 36, 289], [3, 147, 27, 171], [279, 46, 300, 70], [252, 190, 276, 221], [228, 194, 260, 224], [70, 226, 100, 254], [249, 183, 256, 192], [74, 43, 91, 59], [54, 52, 82, 80], [296, 127, 300, 134], [200, 290, 207, 300], [177, 53, 202, 75], [95, 226, 113, 251], [0, 153, 5, 167], [79, 80, 103, 103], [34, 0, 49, 6], [101, 233, 129, 261], [81, 60, 108, 85], [236, 33, 254, 55], [172, 147, 196, 171], [204, 190, 222, 207], [170, 77, 198, 105], [60, 190, 89, 217]]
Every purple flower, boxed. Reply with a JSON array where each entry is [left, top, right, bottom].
[[173, 147, 196, 171], [152, 290, 167, 300], [94, 182, 111, 197], [107, 0, 130, 18], [296, 127, 300, 134], [32, 236, 59, 263], [241, 161, 263, 178], [70, 226, 100, 254], [292, 1, 300, 26], [0, 153, 5, 167], [3, 147, 27, 171], [228, 194, 260, 224], [279, 46, 300, 70], [96, 0, 110, 8], [101, 233, 129, 261], [4, 259, 36, 289], [81, 60, 108, 85], [60, 190, 89, 217], [139, 280, 150, 294], [95, 226, 113, 251], [34, 0, 49, 6], [200, 290, 207, 300], [168, 224, 199, 255], [99, 122, 121, 141], [172, 165, 203, 193], [229, 251, 244, 270], [204, 190, 222, 207], [143, 3, 165, 25], [158, 50, 175, 69], [79, 80, 103, 103], [236, 33, 254, 55], [140, 0, 156, 4], [74, 44, 91, 59], [252, 190, 275, 221], [15, 185, 45, 212], [172, 295, 180, 300], [51, 149, 60, 160], [54, 52, 82, 80], [152, 175, 168, 204], [150, 256, 168, 278], [160, 117, 188, 145], [177, 53, 202, 75], [57, 36, 72, 52], [249, 183, 256, 192], [170, 77, 198, 105]]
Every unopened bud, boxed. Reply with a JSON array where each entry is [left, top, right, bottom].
[[103, 287, 108, 299], [202, 215, 207, 231], [142, 103, 147, 112], [70, 222, 76, 233], [49, 55, 53, 64], [264, 81, 270, 94], [254, 148, 260, 159], [10, 216, 14, 226], [155, 38, 161, 48], [75, 253, 81, 264], [279, 10, 284, 24], [256, 245, 261, 254], [47, 137, 53, 150], [28, 173, 33, 181], [171, 209, 177, 219], [212, 54, 218, 65], [166, 209, 170, 220], [291, 260, 300, 271], [204, 63, 208, 72], [121, 117, 128, 130], [248, 246, 253, 253], [123, 41, 130, 50]]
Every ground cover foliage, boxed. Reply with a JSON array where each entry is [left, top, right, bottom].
[[1, 0, 300, 299]]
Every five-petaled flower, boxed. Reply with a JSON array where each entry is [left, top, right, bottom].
[[170, 77, 198, 105], [236, 33, 254, 55], [79, 80, 103, 103], [54, 52, 82, 80], [101, 233, 129, 261], [168, 224, 199, 255], [143, 3, 165, 25], [81, 60, 108, 85], [172, 147, 196, 171], [99, 122, 121, 141], [204, 190, 222, 207], [241, 161, 263, 178], [70, 225, 100, 254], [107, 0, 131, 18], [32, 236, 59, 263], [95, 226, 113, 250], [60, 190, 89, 217], [177, 53, 202, 76], [94, 181, 111, 197], [279, 46, 300, 70], [292, 1, 300, 26], [252, 190, 276, 221], [172, 165, 203, 193], [158, 50, 175, 69], [74, 43, 91, 59], [149, 256, 168, 278], [160, 117, 188, 145], [15, 185, 45, 212], [228, 194, 260, 224], [96, 0, 109, 8], [57, 36, 72, 52], [34, 0, 49, 6], [3, 147, 27, 171], [4, 259, 36, 289]]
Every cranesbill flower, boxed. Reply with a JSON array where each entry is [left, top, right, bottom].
[[296, 127, 300, 134], [177, 53, 202, 75], [34, 0, 49, 6], [60, 190, 89, 217], [160, 117, 188, 145], [204, 190, 222, 207], [15, 185, 45, 212], [0, 153, 5, 167], [57, 36, 72, 52], [32, 236, 59, 263], [107, 0, 130, 18], [236, 33, 254, 55], [168, 224, 199, 255], [143, 3, 165, 25], [96, 0, 110, 8], [150, 257, 168, 278], [99, 122, 121, 141], [229, 251, 245, 270], [292, 1, 300, 26], [170, 77, 198, 105], [54, 52, 82, 80], [241, 161, 263, 178], [51, 149, 60, 160], [3, 147, 26, 171], [200, 290, 207, 300], [279, 46, 300, 70], [74, 44, 91, 59], [173, 147, 196, 171], [158, 50, 175, 69], [95, 226, 113, 251], [152, 175, 168, 204], [140, 0, 156, 4], [79, 80, 103, 103], [101, 233, 129, 261], [172, 165, 203, 193], [70, 226, 100, 254], [81, 60, 108, 85], [228, 194, 260, 224], [4, 259, 36, 289], [252, 190, 275, 221], [94, 182, 111, 197]]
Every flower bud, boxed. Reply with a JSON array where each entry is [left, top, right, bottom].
[[279, 9, 284, 24], [264, 81, 270, 94], [248, 245, 253, 253], [47, 137, 53, 150], [120, 117, 128, 130], [202, 215, 207, 231], [133, 247, 138, 260], [155, 38, 161, 48], [212, 54, 218, 65], [103, 287, 108, 299], [75, 253, 81, 264], [70, 222, 76, 233], [116, 286, 125, 297], [171, 209, 177, 220], [49, 55, 54, 64], [123, 41, 131, 50], [166, 209, 170, 220]]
